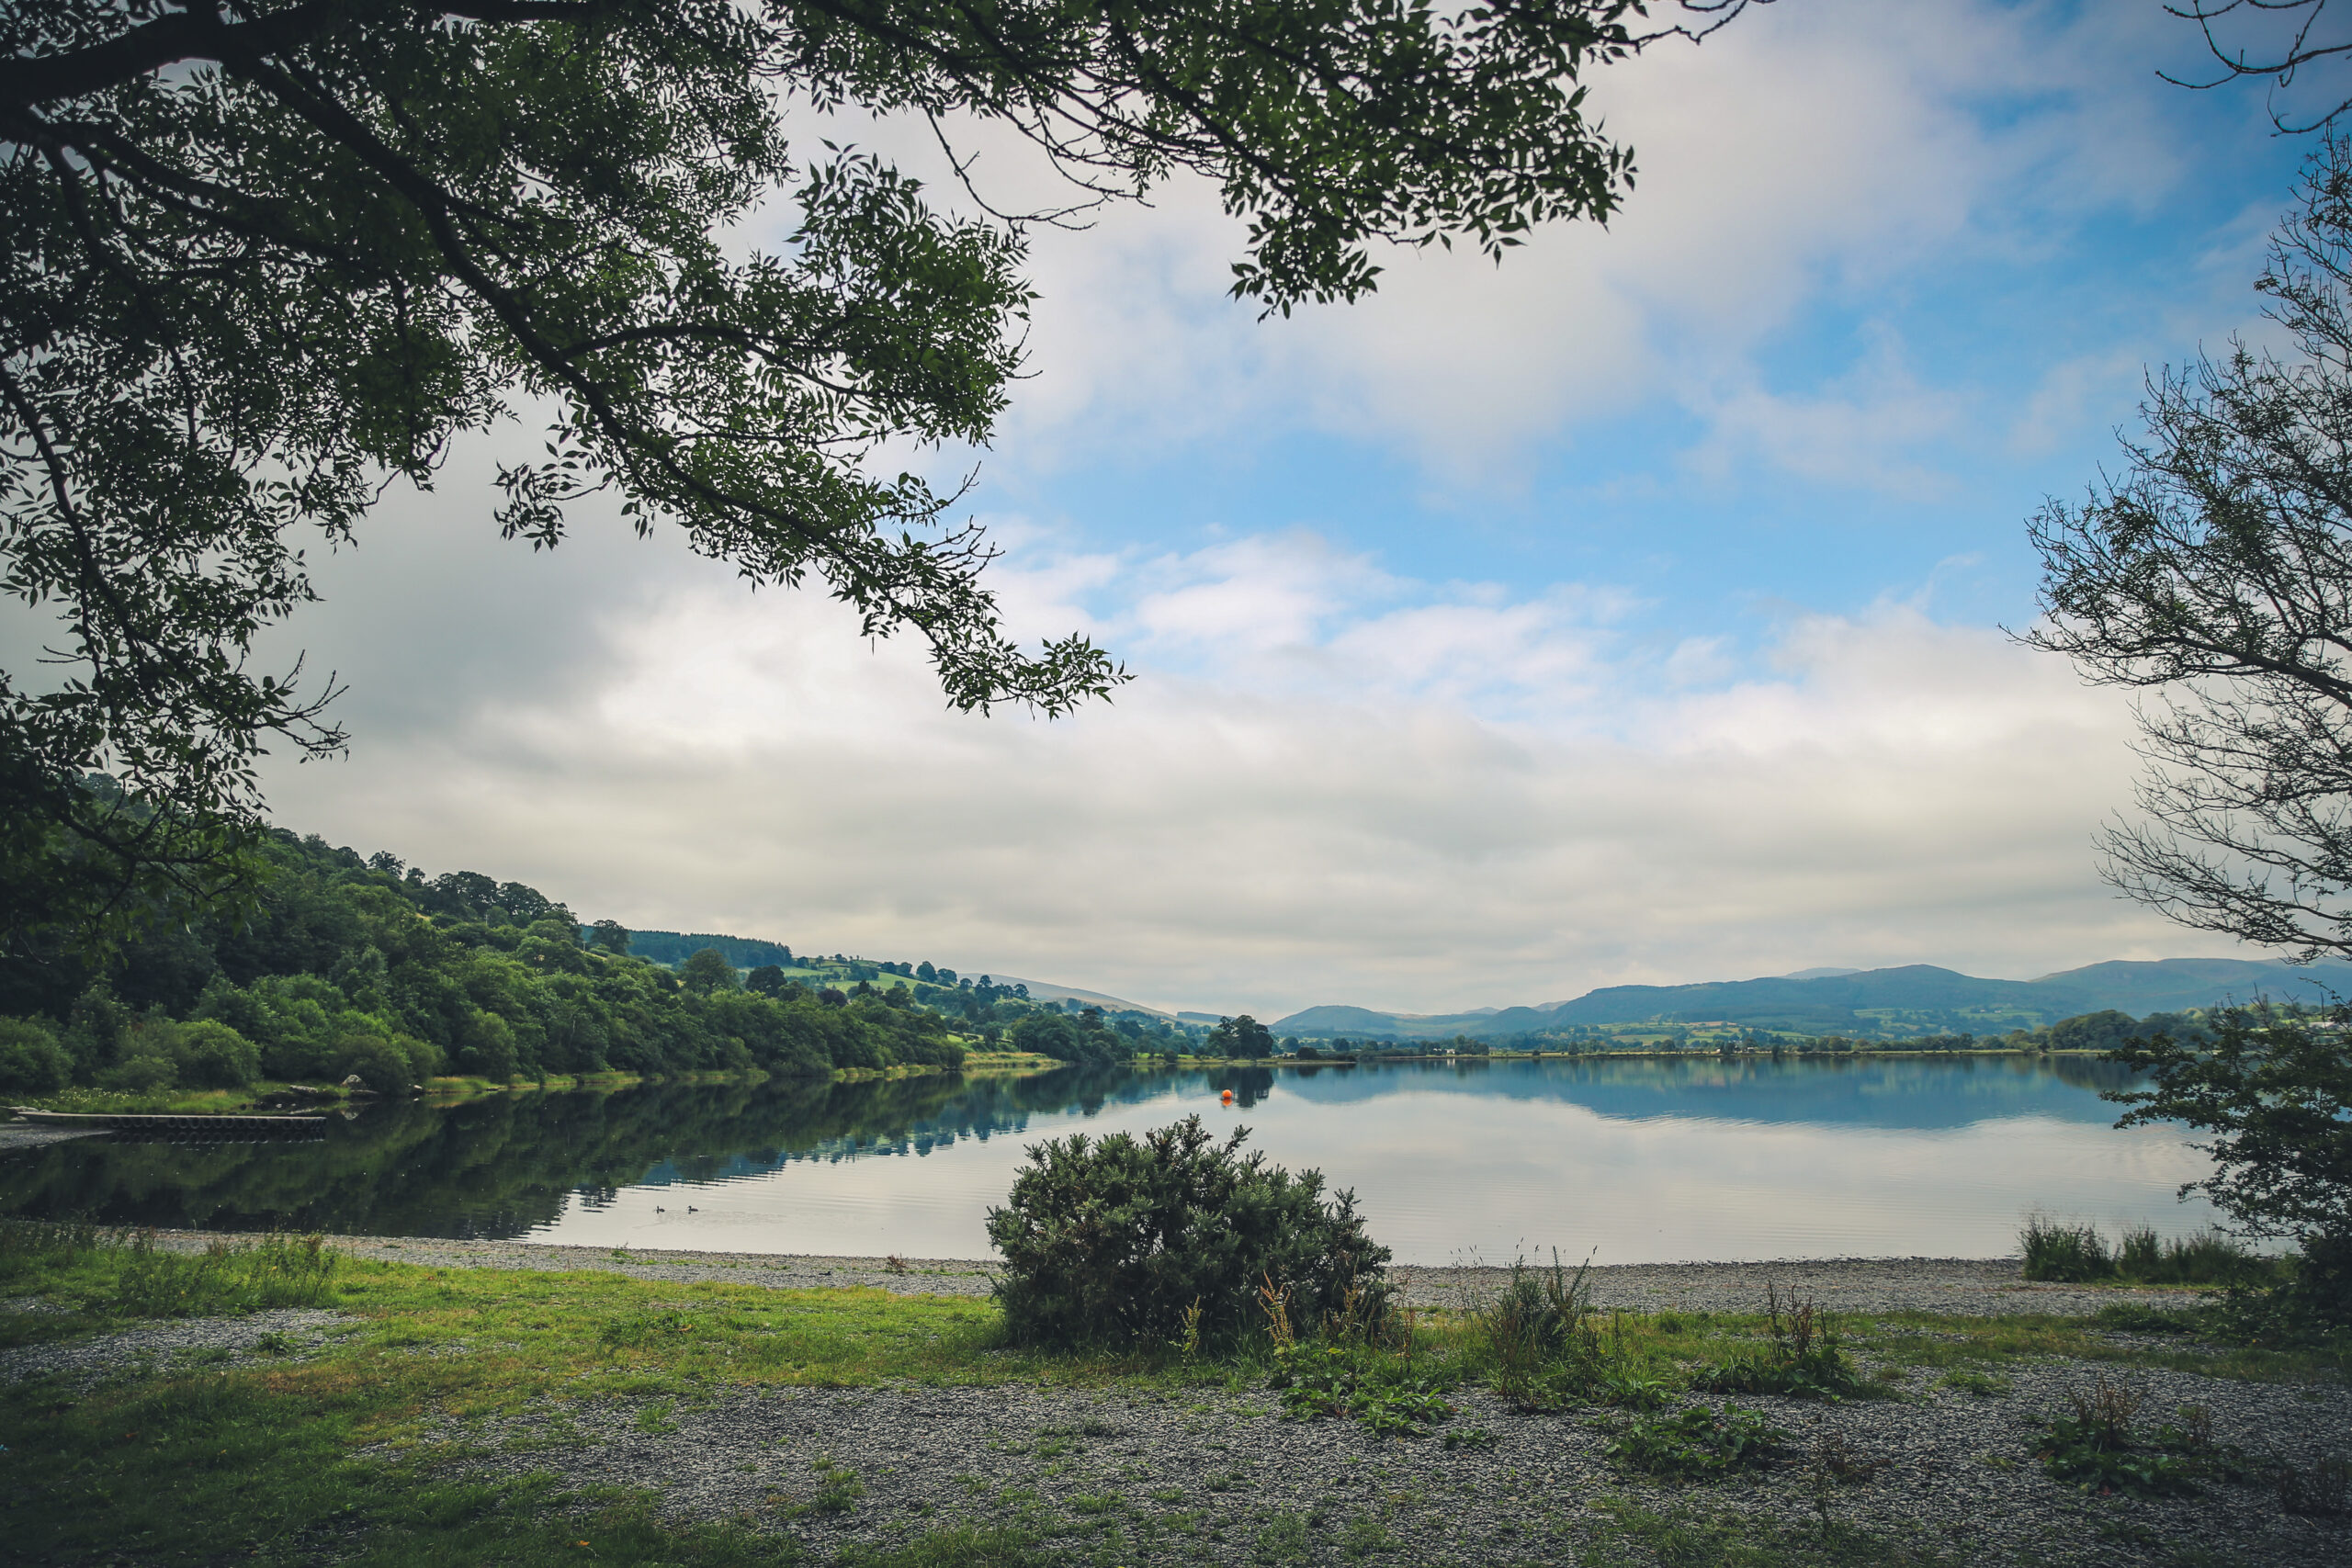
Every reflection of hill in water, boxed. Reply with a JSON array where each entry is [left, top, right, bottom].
[[1279, 1055, 2141, 1129], [0, 1067, 1163, 1238], [0, 1057, 2138, 1239]]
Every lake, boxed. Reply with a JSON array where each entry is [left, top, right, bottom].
[[0, 1055, 2222, 1264]]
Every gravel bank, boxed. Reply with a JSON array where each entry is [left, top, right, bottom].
[[114, 1229, 2215, 1317]]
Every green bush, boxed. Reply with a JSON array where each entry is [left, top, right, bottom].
[[986, 1114, 1391, 1348], [0, 1016, 74, 1095], [98, 1041, 178, 1092], [164, 1019, 262, 1088]]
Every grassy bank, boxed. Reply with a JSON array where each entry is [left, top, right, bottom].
[[2, 1226, 2345, 1567]]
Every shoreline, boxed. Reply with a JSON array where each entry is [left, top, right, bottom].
[[98, 1226, 2218, 1316]]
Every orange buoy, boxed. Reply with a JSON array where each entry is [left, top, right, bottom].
[[1220, 1089, 1233, 1103]]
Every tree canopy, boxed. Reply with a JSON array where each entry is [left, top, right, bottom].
[[2029, 135, 2352, 961], [0, 0, 1750, 954]]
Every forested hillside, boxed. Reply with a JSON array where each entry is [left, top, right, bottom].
[[0, 832, 967, 1098]]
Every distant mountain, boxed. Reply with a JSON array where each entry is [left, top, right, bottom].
[[1272, 956, 2352, 1042]]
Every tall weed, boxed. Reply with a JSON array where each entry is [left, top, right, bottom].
[[1, 1223, 338, 1317], [1690, 1285, 1864, 1400]]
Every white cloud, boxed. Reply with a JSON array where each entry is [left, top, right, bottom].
[[938, 0, 2249, 484], [262, 507, 2188, 1020]]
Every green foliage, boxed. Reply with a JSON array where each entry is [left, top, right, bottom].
[[2032, 1378, 2196, 1497], [1273, 1347, 1455, 1436], [2107, 1004, 2352, 1322], [2019, 1213, 2114, 1282], [2, 0, 1685, 952], [680, 949, 738, 995], [986, 1114, 1391, 1348], [1610, 1404, 1783, 1480], [0, 1224, 340, 1319], [1009, 1009, 1127, 1066], [3, 832, 965, 1087], [1469, 1249, 1602, 1403], [1207, 1014, 1276, 1058], [1688, 1288, 1865, 1400], [0, 1013, 71, 1093]]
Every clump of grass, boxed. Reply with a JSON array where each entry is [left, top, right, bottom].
[[1610, 1404, 1782, 1480], [0, 1224, 341, 1318], [2116, 1225, 2266, 1284], [2020, 1214, 2114, 1282], [2020, 1214, 2267, 1285], [1469, 1249, 1595, 1395], [1690, 1285, 1866, 1400]]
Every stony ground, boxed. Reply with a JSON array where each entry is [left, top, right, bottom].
[[118, 1229, 2210, 1317], [424, 1366, 2349, 1568], [6, 1237, 2347, 1564]]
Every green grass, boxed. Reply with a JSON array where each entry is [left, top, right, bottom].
[[1577, 1499, 1973, 1567], [2, 1224, 2344, 1568]]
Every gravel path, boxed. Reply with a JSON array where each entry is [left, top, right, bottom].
[[115, 1229, 2216, 1318]]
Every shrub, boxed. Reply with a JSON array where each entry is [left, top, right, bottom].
[[335, 1030, 423, 1094], [165, 1019, 263, 1088], [2019, 1213, 2113, 1281], [0, 1017, 73, 1095], [986, 1114, 1391, 1348]]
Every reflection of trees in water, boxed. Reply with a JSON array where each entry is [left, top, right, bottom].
[[0, 1065, 1207, 1238], [0, 1056, 2150, 1237]]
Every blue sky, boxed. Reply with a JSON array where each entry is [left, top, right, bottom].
[[243, 0, 2344, 1017]]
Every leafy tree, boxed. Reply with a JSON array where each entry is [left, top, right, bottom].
[[2109, 1005, 2352, 1321], [2047, 1010, 2144, 1055], [1208, 1014, 1274, 1059], [917, 961, 938, 983], [2029, 136, 2352, 961], [743, 964, 787, 998], [0, 1, 1758, 955], [589, 920, 632, 956], [678, 948, 737, 995]]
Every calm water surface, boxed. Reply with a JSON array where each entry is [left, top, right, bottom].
[[0, 1056, 2222, 1263]]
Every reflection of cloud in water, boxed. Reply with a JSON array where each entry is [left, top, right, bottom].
[[0, 1059, 2214, 1264], [527, 1060, 2216, 1264]]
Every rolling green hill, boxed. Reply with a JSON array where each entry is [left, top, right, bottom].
[[1272, 956, 2352, 1042]]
